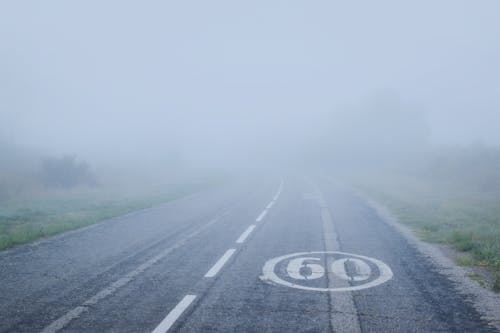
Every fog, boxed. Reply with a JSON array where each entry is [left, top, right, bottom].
[[1, 0, 500, 176]]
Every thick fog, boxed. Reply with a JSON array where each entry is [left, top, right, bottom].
[[1, 1, 500, 174]]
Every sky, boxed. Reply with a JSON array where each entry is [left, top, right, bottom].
[[1, 1, 499, 167]]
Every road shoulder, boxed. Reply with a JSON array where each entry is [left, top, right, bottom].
[[350, 185, 500, 331]]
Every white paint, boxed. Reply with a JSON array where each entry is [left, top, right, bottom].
[[40, 307, 87, 333], [286, 257, 325, 280], [331, 258, 372, 282], [255, 209, 268, 222], [40, 212, 228, 333], [256, 178, 283, 223], [204, 248, 236, 278], [315, 184, 362, 333], [151, 295, 197, 333], [236, 224, 256, 244], [261, 251, 393, 292], [272, 178, 284, 201], [266, 201, 275, 209]]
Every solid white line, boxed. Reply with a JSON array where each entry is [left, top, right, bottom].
[[151, 295, 197, 333], [266, 201, 275, 209], [236, 224, 256, 244], [204, 249, 236, 278], [255, 209, 268, 222], [316, 185, 361, 333]]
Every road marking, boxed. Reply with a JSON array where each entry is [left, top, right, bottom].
[[260, 251, 393, 291], [152, 295, 197, 333], [236, 224, 256, 244], [40, 307, 87, 333], [42, 179, 285, 333], [204, 248, 236, 278], [331, 258, 372, 282], [40, 213, 228, 333], [316, 185, 362, 333], [151, 178, 283, 331], [255, 209, 268, 222], [273, 178, 284, 201], [256, 178, 283, 222], [286, 256, 325, 280]]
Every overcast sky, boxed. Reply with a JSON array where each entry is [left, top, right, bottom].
[[1, 1, 499, 165]]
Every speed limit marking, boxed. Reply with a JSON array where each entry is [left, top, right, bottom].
[[260, 251, 393, 292]]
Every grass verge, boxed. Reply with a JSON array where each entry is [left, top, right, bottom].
[[0, 180, 215, 251], [347, 173, 500, 292]]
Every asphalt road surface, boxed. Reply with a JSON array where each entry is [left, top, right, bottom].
[[0, 177, 495, 332]]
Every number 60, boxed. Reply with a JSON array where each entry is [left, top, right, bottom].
[[286, 257, 371, 282]]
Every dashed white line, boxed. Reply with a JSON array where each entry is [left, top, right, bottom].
[[43, 179, 286, 333], [204, 248, 236, 278], [151, 294, 197, 333], [40, 213, 228, 333], [272, 178, 284, 201], [236, 224, 256, 244], [151, 179, 284, 331], [256, 209, 268, 222]]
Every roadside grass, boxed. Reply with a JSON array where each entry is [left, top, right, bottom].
[[0, 180, 213, 251], [348, 173, 500, 291]]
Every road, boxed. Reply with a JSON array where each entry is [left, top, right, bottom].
[[0, 176, 495, 332]]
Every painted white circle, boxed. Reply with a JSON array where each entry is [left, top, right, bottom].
[[260, 251, 393, 292]]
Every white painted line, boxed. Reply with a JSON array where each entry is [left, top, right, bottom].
[[272, 178, 284, 201], [266, 201, 275, 209], [151, 294, 197, 333], [236, 224, 256, 244], [204, 248, 236, 278], [316, 185, 362, 333], [40, 212, 229, 333], [40, 307, 87, 333], [272, 190, 280, 201], [256, 209, 268, 222]]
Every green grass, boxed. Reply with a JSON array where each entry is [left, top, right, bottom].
[[0, 180, 214, 251], [348, 173, 500, 291], [467, 273, 486, 287], [455, 256, 475, 266]]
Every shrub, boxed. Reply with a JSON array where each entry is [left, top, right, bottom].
[[38, 155, 97, 188]]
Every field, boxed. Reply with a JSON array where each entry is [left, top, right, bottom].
[[0, 180, 212, 251]]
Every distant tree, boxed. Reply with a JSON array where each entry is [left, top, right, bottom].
[[426, 144, 500, 190], [39, 155, 97, 188], [317, 93, 431, 170]]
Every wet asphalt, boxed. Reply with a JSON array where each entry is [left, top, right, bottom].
[[0, 176, 495, 332]]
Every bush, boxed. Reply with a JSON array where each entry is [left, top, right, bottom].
[[425, 144, 500, 191], [38, 155, 97, 188]]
